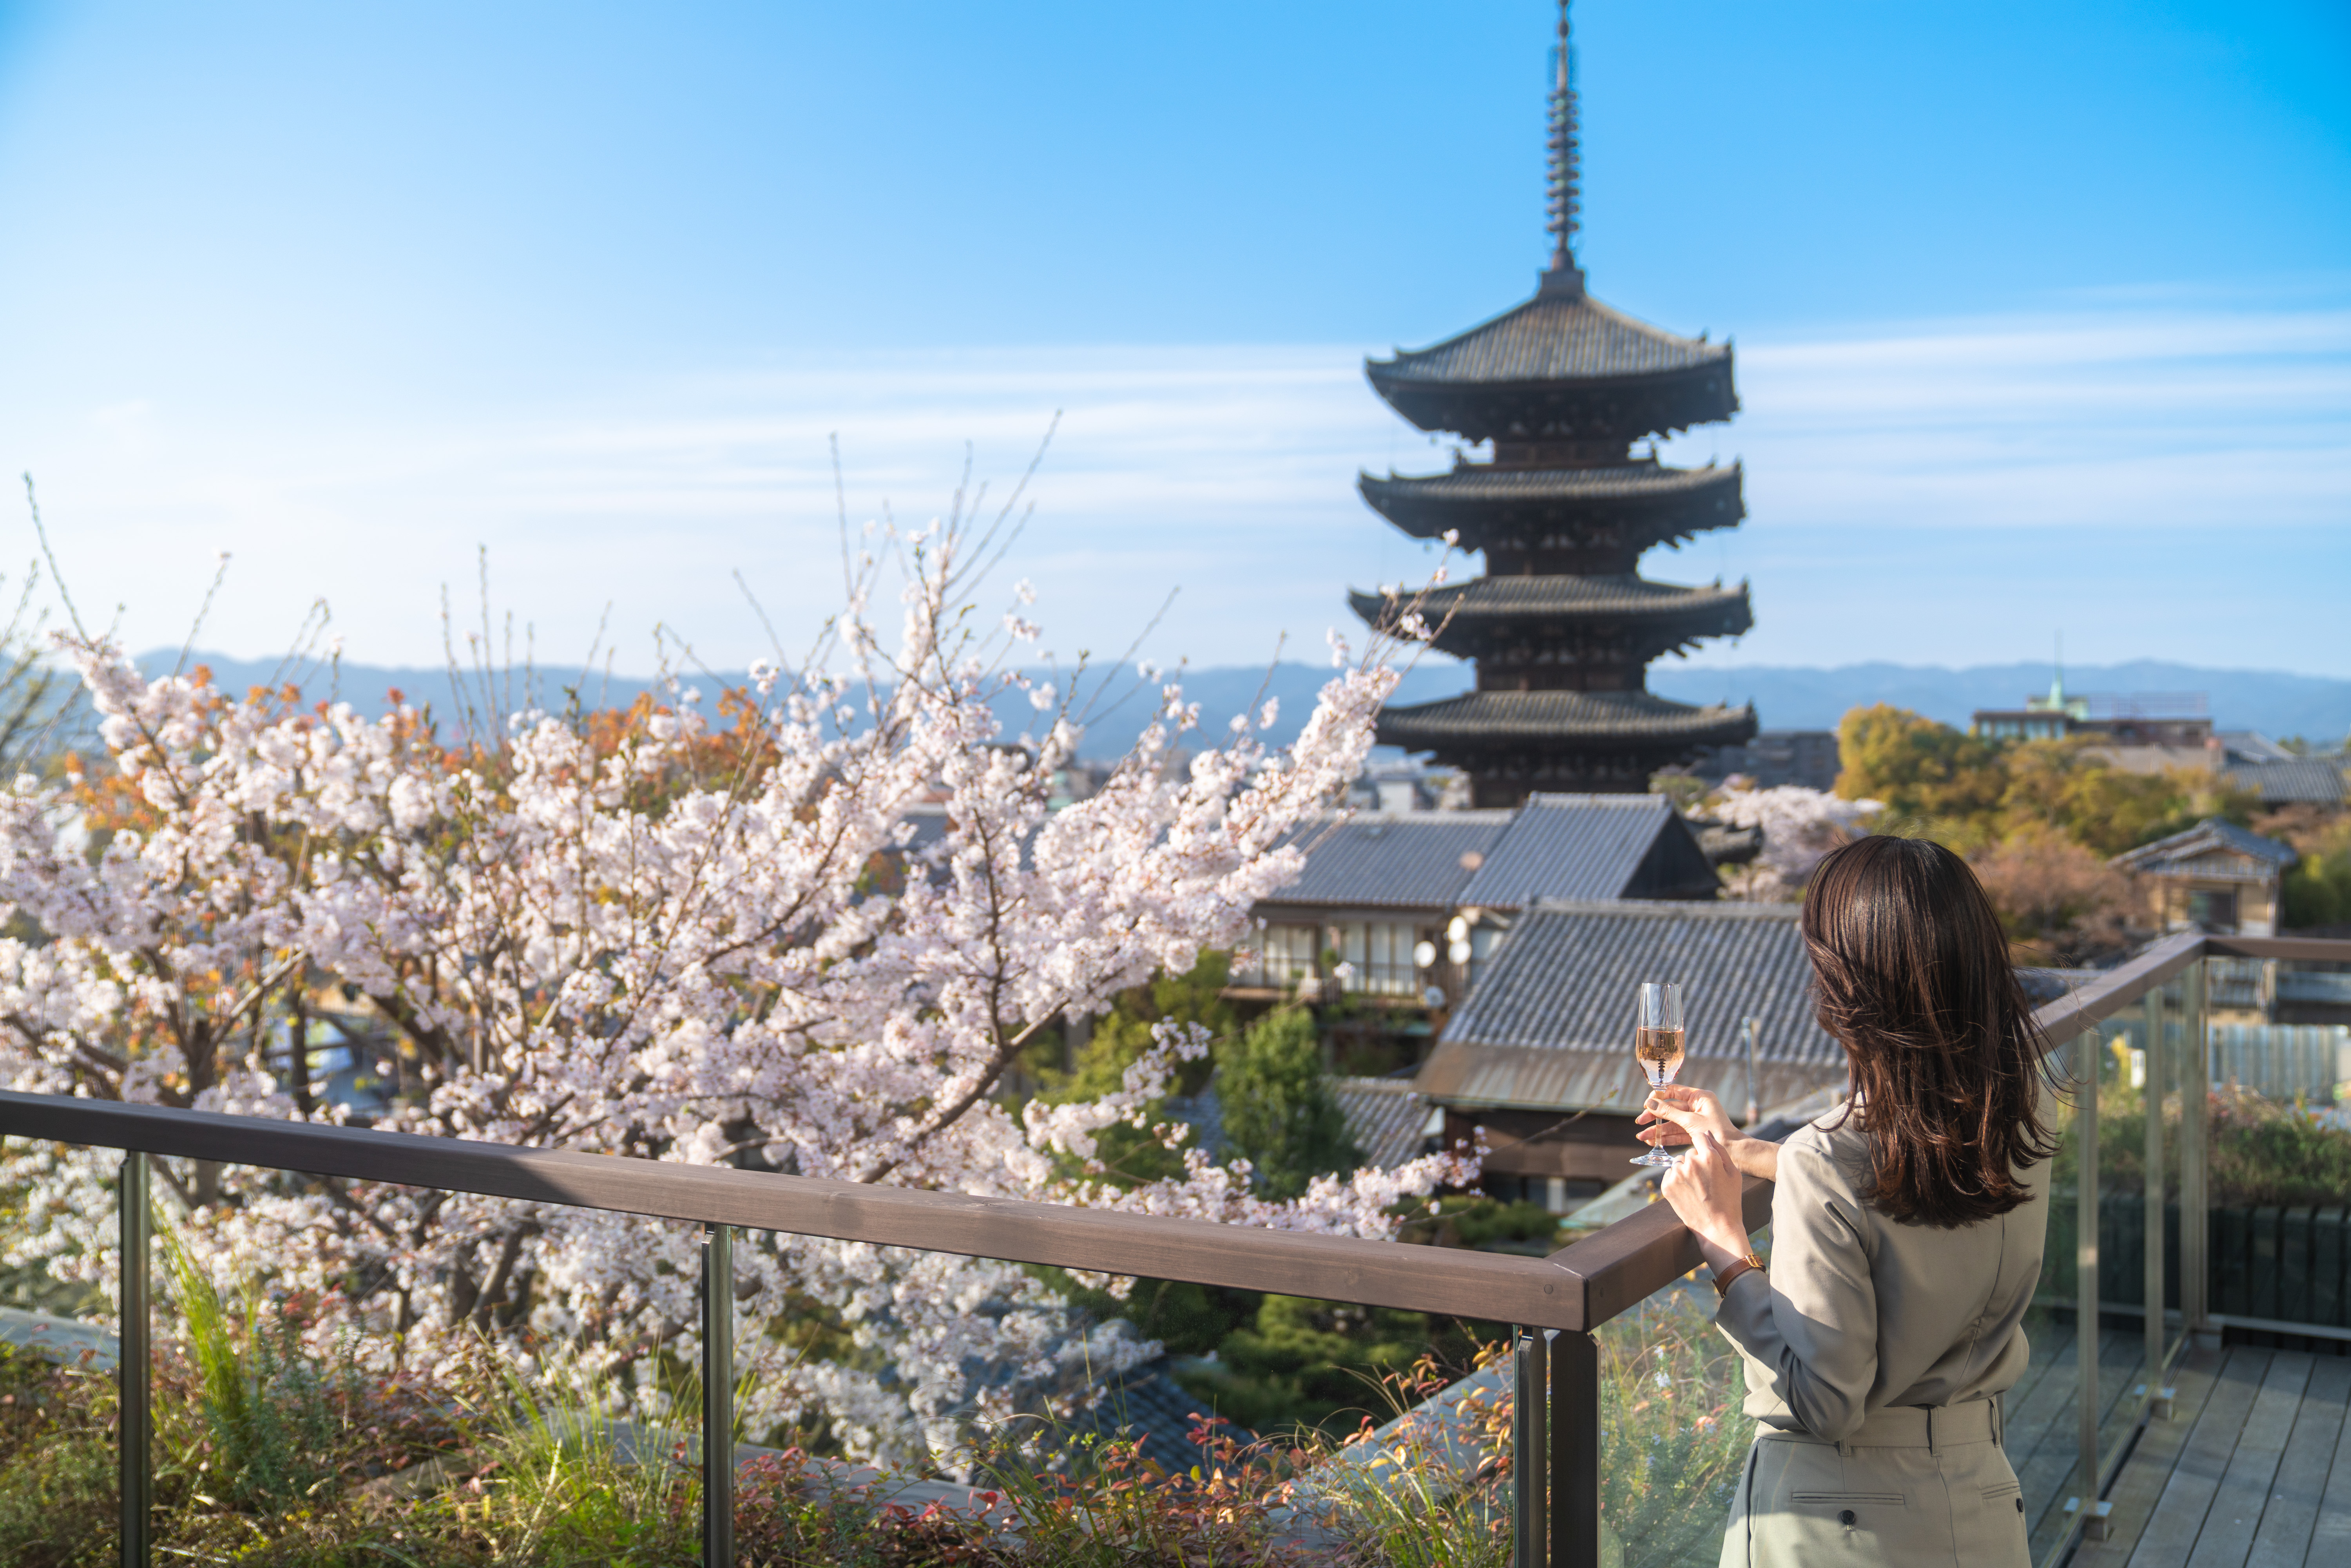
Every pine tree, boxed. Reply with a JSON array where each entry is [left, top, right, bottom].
[[1220, 1009, 1360, 1200]]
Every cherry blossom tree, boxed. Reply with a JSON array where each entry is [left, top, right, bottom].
[[1710, 782, 1883, 901], [0, 514, 1471, 1465]]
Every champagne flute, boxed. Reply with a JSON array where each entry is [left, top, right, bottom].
[[1630, 981, 1686, 1168]]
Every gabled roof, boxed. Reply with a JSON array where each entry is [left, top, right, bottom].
[[1368, 289, 1730, 387], [1260, 795, 1715, 915], [1375, 689, 1757, 748], [2110, 817, 2298, 874], [1458, 794, 1709, 907], [1267, 811, 1516, 911], [1416, 899, 1844, 1114]]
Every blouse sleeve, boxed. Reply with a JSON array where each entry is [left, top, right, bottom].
[[1712, 1135, 1879, 1442]]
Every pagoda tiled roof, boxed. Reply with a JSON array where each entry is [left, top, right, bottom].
[[1352, 573, 1751, 633], [1360, 460, 1741, 509], [1369, 288, 1729, 387], [1375, 689, 1757, 748]]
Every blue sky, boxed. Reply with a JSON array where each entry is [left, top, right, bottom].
[[1, 1, 2345, 679]]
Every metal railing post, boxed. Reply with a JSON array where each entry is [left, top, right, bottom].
[[702, 1224, 734, 1568], [1551, 1329, 1599, 1568], [2144, 986, 2172, 1417], [2181, 957, 2211, 1334], [1512, 1325, 1546, 1568], [2070, 1030, 2112, 1539], [118, 1150, 150, 1568]]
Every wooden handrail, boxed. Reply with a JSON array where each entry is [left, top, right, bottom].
[[2028, 931, 2207, 1047], [9, 934, 2349, 1340], [0, 1091, 1587, 1333]]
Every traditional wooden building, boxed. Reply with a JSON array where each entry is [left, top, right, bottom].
[[2110, 817, 2298, 938], [1352, 2, 1756, 807]]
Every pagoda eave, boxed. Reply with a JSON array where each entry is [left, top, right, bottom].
[[1358, 462, 1745, 547], [1366, 369, 1738, 445], [1373, 690, 1758, 751]]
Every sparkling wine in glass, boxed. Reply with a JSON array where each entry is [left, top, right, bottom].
[[1630, 981, 1686, 1168]]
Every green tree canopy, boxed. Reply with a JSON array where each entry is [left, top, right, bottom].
[[1835, 703, 2007, 833], [1219, 1007, 1359, 1201]]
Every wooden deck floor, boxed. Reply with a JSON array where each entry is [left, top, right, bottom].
[[2070, 1341, 2351, 1568]]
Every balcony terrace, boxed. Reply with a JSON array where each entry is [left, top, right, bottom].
[[2, 931, 2347, 1566]]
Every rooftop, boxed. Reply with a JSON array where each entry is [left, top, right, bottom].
[[1366, 289, 1730, 388], [1458, 794, 1711, 907], [2111, 817, 2299, 875], [1268, 811, 1516, 910], [2224, 757, 2347, 806], [1328, 1076, 1436, 1171], [1416, 898, 1845, 1115], [1261, 794, 1715, 914]]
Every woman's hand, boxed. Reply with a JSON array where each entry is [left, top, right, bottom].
[[1639, 1085, 1779, 1182], [1660, 1128, 1753, 1263]]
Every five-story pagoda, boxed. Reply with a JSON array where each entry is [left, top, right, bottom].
[[1353, 1, 1757, 808]]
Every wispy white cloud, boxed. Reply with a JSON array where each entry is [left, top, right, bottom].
[[10, 296, 2346, 675]]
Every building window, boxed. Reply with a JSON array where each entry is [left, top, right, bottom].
[[1336, 921, 1421, 997], [1236, 924, 1321, 987], [2186, 889, 2240, 932]]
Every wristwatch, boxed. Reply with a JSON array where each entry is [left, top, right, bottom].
[[1712, 1252, 1766, 1297]]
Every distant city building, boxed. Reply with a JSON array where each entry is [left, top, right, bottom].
[[1971, 670, 2212, 746], [1413, 899, 1845, 1191], [2110, 817, 2298, 938], [1230, 794, 1718, 1017], [1346, 2, 1755, 808]]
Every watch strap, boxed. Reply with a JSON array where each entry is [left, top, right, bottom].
[[1712, 1253, 1766, 1298]]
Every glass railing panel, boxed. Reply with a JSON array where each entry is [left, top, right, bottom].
[[2022, 1018, 2134, 1563], [2202, 952, 2351, 1336], [1593, 1271, 1752, 1568], [0, 1138, 126, 1563]]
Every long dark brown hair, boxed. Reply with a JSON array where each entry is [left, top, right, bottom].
[[1802, 835, 2057, 1227]]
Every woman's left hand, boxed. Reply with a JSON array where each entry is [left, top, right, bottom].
[[1659, 1128, 1751, 1258]]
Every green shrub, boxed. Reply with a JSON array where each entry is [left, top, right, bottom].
[[2066, 1081, 2351, 1207], [0, 1430, 114, 1568]]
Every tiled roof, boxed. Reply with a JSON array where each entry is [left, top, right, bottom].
[[2224, 759, 2347, 806], [1459, 794, 1699, 908], [1443, 899, 1840, 1063], [1368, 290, 1730, 386], [1351, 574, 1751, 630], [2110, 817, 2298, 874], [1360, 461, 1742, 507], [1328, 1076, 1434, 1170], [1267, 812, 1515, 910], [1418, 898, 1844, 1113], [1375, 690, 1757, 747]]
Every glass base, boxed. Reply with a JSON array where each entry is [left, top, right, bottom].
[[1629, 1148, 1680, 1168]]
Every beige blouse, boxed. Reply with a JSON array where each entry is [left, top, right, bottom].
[[1714, 1109, 2051, 1442]]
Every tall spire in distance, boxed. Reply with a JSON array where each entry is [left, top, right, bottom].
[[1541, 0, 1586, 296]]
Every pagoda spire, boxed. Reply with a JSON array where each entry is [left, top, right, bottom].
[[1542, 0, 1585, 297]]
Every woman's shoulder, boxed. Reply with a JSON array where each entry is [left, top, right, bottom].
[[1780, 1111, 1871, 1190]]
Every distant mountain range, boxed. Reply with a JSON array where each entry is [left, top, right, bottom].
[[1648, 662, 2351, 743], [145, 652, 2351, 758]]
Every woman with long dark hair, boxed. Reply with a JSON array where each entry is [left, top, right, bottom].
[[1640, 834, 2057, 1566]]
